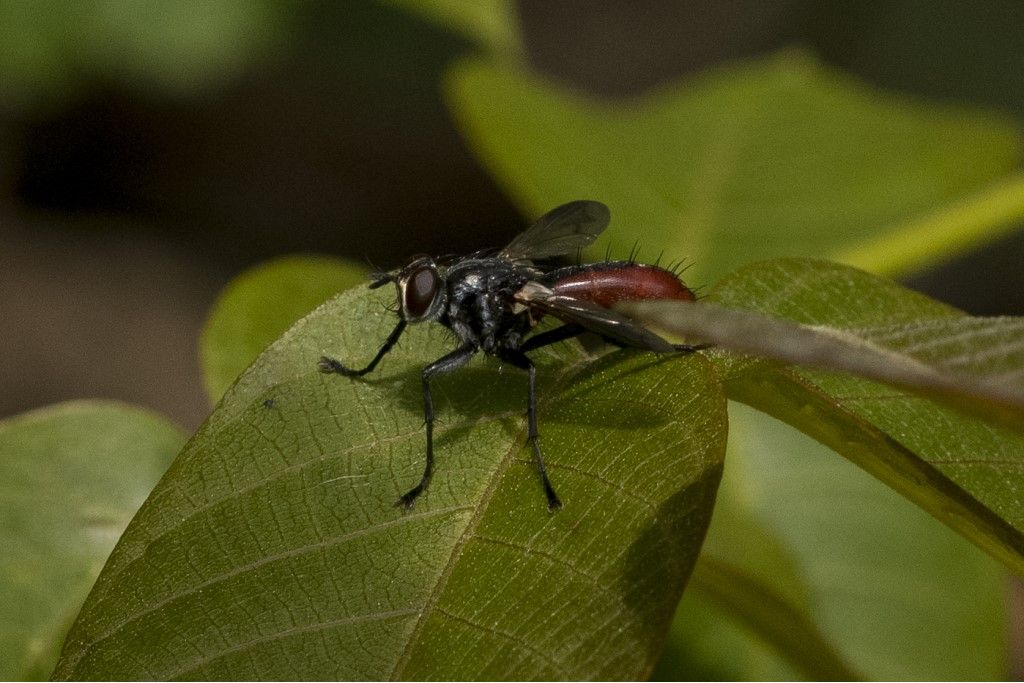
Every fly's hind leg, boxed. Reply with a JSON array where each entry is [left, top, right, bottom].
[[397, 344, 477, 510], [500, 349, 561, 511], [519, 323, 584, 353]]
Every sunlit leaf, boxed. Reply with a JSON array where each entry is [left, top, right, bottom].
[[200, 255, 367, 404], [54, 285, 727, 679], [0, 401, 184, 680], [445, 52, 1022, 282]]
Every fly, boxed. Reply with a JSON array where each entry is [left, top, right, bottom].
[[318, 200, 706, 511]]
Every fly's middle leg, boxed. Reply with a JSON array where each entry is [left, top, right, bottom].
[[501, 350, 561, 511]]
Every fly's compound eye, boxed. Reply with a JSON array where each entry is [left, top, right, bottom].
[[402, 266, 441, 320]]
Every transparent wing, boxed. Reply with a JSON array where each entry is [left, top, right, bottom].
[[517, 283, 675, 353], [500, 200, 610, 261]]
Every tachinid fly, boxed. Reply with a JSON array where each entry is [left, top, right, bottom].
[[318, 201, 706, 510]]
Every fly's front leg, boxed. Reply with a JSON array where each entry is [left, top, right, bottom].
[[318, 320, 407, 377], [501, 350, 561, 510], [397, 344, 477, 510]]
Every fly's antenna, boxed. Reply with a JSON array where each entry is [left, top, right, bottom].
[[363, 255, 393, 286], [369, 271, 396, 289]]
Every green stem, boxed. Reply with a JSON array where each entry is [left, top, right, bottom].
[[836, 173, 1024, 276]]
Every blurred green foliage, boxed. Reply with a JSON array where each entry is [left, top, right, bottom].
[[447, 52, 1023, 283], [0, 402, 183, 679], [380, 0, 522, 58], [201, 255, 367, 403], [0, 0, 285, 106]]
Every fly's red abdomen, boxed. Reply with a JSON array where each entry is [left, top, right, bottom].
[[550, 263, 694, 307]]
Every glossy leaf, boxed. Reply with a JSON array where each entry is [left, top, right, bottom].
[[0, 401, 184, 680], [445, 52, 1022, 282], [631, 258, 1024, 573], [200, 255, 367, 404], [54, 285, 727, 680]]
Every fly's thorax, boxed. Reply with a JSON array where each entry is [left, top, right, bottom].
[[440, 258, 535, 353]]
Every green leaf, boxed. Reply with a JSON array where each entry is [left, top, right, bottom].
[[0, 401, 184, 680], [0, 0, 284, 106], [54, 285, 728, 680], [627, 295, 1024, 433], [659, 404, 1007, 681], [720, 404, 1007, 680], [836, 172, 1024, 276], [200, 255, 367, 404], [632, 258, 1024, 573], [687, 557, 857, 681], [380, 0, 522, 57], [657, 464, 859, 681], [445, 51, 1022, 281]]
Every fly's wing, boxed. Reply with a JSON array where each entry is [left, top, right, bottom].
[[516, 282, 676, 353], [500, 200, 610, 261]]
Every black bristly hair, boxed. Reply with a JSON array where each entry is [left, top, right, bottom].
[[627, 240, 641, 263]]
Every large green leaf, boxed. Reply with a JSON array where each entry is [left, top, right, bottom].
[[656, 462, 859, 681], [660, 402, 1007, 681], [200, 255, 367, 404], [54, 285, 727, 679], [445, 52, 1023, 282], [722, 404, 1006, 680], [0, 401, 184, 680], [633, 258, 1024, 573]]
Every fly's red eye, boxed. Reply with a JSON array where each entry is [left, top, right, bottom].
[[404, 267, 440, 319]]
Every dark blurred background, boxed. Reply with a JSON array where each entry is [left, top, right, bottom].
[[2, 0, 1023, 429]]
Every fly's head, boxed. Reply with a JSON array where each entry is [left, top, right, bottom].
[[371, 255, 447, 323]]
